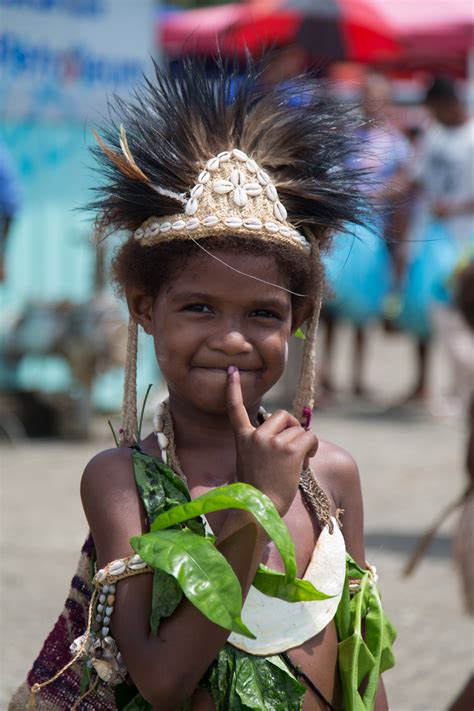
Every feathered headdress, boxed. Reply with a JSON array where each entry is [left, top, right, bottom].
[[90, 56, 368, 447]]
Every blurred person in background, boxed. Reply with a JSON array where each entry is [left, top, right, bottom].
[[397, 76, 474, 407], [0, 138, 22, 282], [321, 72, 411, 400]]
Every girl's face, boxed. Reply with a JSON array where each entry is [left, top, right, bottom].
[[134, 250, 301, 416]]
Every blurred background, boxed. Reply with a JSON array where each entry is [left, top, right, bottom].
[[1, 1, 473, 709]]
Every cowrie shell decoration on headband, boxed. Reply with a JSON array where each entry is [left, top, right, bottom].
[[133, 148, 311, 252]]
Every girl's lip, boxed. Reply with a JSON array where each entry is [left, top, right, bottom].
[[192, 366, 260, 372]]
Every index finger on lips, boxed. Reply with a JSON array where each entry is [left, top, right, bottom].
[[226, 366, 253, 434]]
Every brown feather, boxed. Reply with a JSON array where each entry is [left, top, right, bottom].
[[92, 129, 149, 184]]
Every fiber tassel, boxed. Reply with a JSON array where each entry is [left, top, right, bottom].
[[120, 317, 139, 447], [293, 237, 323, 420]]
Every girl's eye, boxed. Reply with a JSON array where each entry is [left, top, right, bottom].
[[184, 304, 212, 313], [250, 309, 278, 319]]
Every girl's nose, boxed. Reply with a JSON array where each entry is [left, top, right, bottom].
[[208, 327, 253, 355]]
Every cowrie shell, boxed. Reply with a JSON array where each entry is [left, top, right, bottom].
[[191, 184, 204, 198], [128, 554, 144, 566], [134, 227, 144, 239], [203, 215, 219, 226], [172, 220, 186, 230], [160, 222, 171, 233], [157, 432, 169, 449], [257, 170, 271, 185], [217, 151, 231, 162], [213, 180, 234, 194], [245, 159, 259, 173], [144, 228, 151, 238], [229, 169, 246, 187], [109, 560, 126, 576], [96, 569, 106, 583], [224, 217, 243, 228], [273, 201, 287, 222], [264, 221, 279, 233], [186, 218, 200, 230], [185, 199, 198, 216], [206, 157, 220, 171], [129, 561, 148, 570], [279, 225, 291, 237], [233, 187, 248, 207], [243, 218, 262, 229], [149, 223, 160, 236], [198, 170, 210, 184], [244, 182, 262, 197], [265, 184, 278, 202], [232, 148, 248, 161]]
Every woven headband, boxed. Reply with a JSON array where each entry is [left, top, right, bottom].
[[132, 148, 311, 253]]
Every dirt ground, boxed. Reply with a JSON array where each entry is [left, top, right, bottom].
[[1, 325, 473, 710]]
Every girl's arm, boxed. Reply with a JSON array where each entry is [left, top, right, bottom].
[[81, 447, 269, 710]]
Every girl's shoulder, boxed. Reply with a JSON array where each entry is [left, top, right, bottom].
[[311, 439, 361, 498], [81, 446, 135, 499]]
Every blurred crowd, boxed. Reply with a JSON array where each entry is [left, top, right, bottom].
[[0, 67, 473, 439]]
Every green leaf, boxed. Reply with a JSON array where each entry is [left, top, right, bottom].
[[253, 564, 333, 602], [150, 569, 182, 635], [203, 645, 305, 711], [150, 483, 297, 582], [131, 528, 256, 639], [293, 327, 305, 340]]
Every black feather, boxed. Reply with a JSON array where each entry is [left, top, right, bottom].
[[88, 55, 370, 248]]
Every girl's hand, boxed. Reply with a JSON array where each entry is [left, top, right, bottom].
[[226, 366, 318, 516]]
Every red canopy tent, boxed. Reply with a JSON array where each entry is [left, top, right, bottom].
[[160, 0, 402, 64]]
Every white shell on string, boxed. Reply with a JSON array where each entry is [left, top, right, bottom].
[[230, 169, 246, 187], [185, 199, 198, 216], [186, 218, 200, 230], [217, 150, 231, 162], [213, 180, 234, 194], [224, 216, 243, 228], [244, 182, 262, 197], [203, 215, 219, 226], [265, 221, 279, 233], [134, 227, 144, 239], [160, 222, 171, 233], [149, 223, 160, 236], [156, 432, 169, 450], [191, 183, 204, 198], [257, 171, 271, 185], [243, 217, 262, 230], [273, 201, 287, 222], [206, 157, 221, 171], [109, 560, 126, 576], [279, 225, 291, 237], [198, 170, 210, 184], [232, 148, 248, 161], [172, 220, 186, 231], [233, 187, 248, 207], [265, 184, 278, 202], [245, 159, 259, 173]]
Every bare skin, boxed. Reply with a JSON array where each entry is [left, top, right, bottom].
[[81, 250, 388, 710]]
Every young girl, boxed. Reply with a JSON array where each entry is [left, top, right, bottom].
[[10, 59, 395, 711]]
